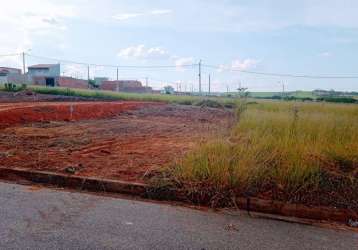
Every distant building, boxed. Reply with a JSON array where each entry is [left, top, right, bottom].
[[94, 77, 109, 86], [100, 80, 152, 93], [27, 64, 88, 89], [28, 64, 61, 87], [0, 67, 24, 84]]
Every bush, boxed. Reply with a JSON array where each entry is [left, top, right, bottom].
[[194, 99, 223, 108], [3, 83, 27, 92], [317, 97, 357, 104]]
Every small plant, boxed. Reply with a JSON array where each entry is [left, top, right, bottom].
[[4, 83, 17, 92], [194, 99, 223, 108]]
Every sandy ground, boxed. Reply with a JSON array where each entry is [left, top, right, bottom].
[[0, 101, 232, 182]]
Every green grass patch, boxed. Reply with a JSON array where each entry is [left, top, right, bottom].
[[170, 100, 358, 208]]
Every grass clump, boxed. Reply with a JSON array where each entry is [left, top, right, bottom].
[[171, 100, 358, 208], [194, 99, 223, 109]]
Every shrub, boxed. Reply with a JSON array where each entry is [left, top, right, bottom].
[[194, 99, 223, 108]]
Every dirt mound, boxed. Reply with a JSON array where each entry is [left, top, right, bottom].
[[13, 90, 37, 97], [0, 101, 161, 128]]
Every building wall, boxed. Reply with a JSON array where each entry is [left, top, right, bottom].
[[31, 76, 49, 86], [31, 76, 89, 89], [28, 64, 60, 78], [0, 67, 24, 84], [100, 80, 152, 93], [0, 76, 7, 84], [58, 77, 88, 89], [7, 74, 28, 84]]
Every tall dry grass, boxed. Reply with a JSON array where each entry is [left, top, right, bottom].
[[172, 100, 358, 207]]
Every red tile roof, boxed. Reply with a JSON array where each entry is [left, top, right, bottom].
[[28, 64, 58, 69]]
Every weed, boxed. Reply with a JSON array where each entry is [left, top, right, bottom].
[[170, 100, 358, 208]]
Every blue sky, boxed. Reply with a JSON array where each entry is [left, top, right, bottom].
[[0, 0, 357, 91]]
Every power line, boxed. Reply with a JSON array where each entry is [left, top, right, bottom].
[[0, 53, 21, 57], [203, 64, 358, 79], [26, 53, 196, 69], [5, 51, 358, 80]]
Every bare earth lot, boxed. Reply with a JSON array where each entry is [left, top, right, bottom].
[[0, 98, 232, 183], [0, 89, 103, 103]]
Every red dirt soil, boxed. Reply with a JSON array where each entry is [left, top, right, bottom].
[[0, 102, 232, 183], [0, 102, 162, 128]]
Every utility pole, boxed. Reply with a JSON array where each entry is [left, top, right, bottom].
[[22, 52, 26, 74], [198, 60, 202, 95], [208, 74, 211, 95], [282, 82, 285, 96], [87, 65, 90, 87], [280, 81, 285, 97], [145, 77, 148, 87], [116, 67, 119, 81]]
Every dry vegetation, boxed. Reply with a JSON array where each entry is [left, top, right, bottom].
[[169, 100, 358, 209]]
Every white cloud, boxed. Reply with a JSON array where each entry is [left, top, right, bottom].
[[113, 9, 172, 21], [218, 58, 260, 72], [174, 57, 194, 71], [112, 13, 144, 21], [319, 52, 332, 57], [118, 45, 170, 60], [231, 59, 260, 70], [0, 0, 75, 57]]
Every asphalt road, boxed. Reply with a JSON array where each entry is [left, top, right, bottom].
[[0, 182, 356, 250]]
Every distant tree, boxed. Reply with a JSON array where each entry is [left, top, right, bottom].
[[237, 87, 248, 98], [88, 80, 99, 89], [163, 85, 175, 94]]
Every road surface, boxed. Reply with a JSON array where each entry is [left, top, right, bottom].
[[0, 182, 356, 249]]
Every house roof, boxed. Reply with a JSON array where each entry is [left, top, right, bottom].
[[0, 67, 21, 71], [0, 67, 21, 74], [28, 64, 58, 69]]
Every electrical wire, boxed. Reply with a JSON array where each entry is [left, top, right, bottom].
[[0, 53, 21, 57], [26, 53, 196, 69], [203, 64, 358, 79], [13, 52, 358, 80]]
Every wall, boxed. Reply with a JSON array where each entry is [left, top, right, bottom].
[[100, 80, 152, 93], [31, 76, 48, 85], [58, 77, 89, 89], [28, 64, 60, 78], [7, 74, 28, 84]]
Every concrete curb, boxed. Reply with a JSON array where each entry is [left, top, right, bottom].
[[234, 197, 358, 224], [0, 168, 147, 195], [0, 167, 356, 224]]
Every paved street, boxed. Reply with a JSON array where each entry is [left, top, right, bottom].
[[0, 182, 356, 249]]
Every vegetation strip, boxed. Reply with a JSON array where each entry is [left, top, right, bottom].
[[0, 167, 356, 224], [0, 84, 237, 107]]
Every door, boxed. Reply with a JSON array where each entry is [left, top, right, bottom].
[[46, 78, 55, 87]]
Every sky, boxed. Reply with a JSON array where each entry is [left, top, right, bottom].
[[0, 0, 358, 92]]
